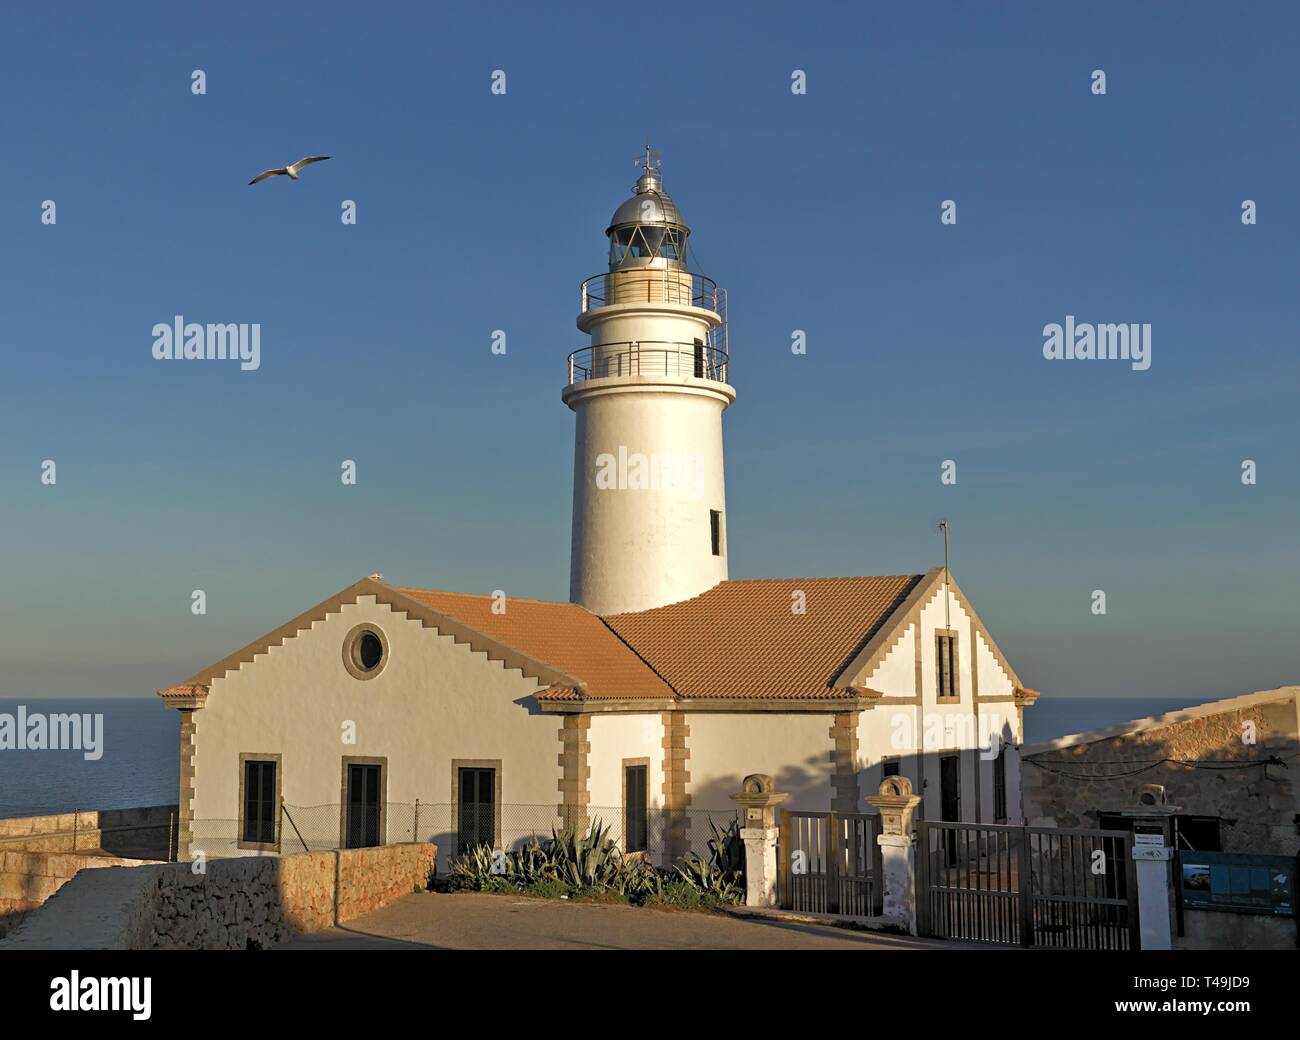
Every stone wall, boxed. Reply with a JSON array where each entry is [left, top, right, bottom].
[[0, 842, 436, 950], [0, 805, 177, 859], [1023, 695, 1300, 855], [1176, 908, 1297, 950], [0, 850, 152, 939]]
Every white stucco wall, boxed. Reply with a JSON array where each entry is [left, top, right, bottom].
[[567, 295, 733, 615], [587, 713, 664, 814], [685, 713, 833, 812], [856, 585, 1022, 824], [187, 597, 559, 860]]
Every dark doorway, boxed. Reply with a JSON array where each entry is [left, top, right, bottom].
[[458, 767, 496, 854], [940, 754, 960, 864], [344, 763, 382, 848]]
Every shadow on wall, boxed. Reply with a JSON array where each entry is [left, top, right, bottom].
[[689, 717, 1020, 822], [689, 752, 833, 813], [97, 806, 179, 860]]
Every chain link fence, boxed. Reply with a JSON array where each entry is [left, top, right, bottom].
[[189, 801, 739, 868]]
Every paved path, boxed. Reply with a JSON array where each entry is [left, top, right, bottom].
[[280, 892, 974, 950]]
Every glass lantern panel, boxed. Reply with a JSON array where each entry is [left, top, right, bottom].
[[609, 228, 633, 264], [636, 226, 665, 258]]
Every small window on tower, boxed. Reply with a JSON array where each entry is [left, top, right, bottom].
[[710, 510, 723, 557], [936, 632, 958, 699]]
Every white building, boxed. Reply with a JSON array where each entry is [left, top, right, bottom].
[[159, 158, 1038, 864]]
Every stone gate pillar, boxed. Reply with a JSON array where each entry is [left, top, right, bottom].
[[730, 774, 788, 908], [1121, 785, 1179, 951], [865, 776, 923, 934]]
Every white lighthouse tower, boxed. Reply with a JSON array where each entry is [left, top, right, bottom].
[[564, 152, 735, 615]]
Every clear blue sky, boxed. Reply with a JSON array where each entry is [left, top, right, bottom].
[[2, 1, 1296, 701]]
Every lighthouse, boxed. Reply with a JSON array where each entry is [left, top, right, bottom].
[[564, 152, 735, 615]]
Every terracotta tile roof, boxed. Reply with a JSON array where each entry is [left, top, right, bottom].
[[603, 575, 923, 700], [160, 575, 928, 709], [158, 683, 208, 703], [393, 588, 674, 701]]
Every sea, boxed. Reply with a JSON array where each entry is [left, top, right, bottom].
[[0, 695, 1196, 819], [0, 698, 179, 818]]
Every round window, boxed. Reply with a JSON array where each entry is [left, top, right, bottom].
[[342, 624, 388, 680]]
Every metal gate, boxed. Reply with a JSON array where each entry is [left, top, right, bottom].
[[916, 821, 1139, 948], [778, 810, 881, 916]]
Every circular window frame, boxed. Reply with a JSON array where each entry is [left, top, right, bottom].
[[342, 623, 389, 681]]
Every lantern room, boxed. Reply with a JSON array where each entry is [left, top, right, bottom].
[[606, 157, 690, 271]]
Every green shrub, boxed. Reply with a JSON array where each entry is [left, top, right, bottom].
[[571, 884, 628, 904], [645, 880, 703, 908], [523, 878, 569, 900]]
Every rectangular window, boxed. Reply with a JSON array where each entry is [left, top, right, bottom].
[[993, 749, 1007, 820], [935, 633, 958, 699], [624, 764, 648, 853], [693, 338, 706, 378], [344, 761, 383, 849], [242, 759, 277, 846], [710, 509, 723, 556], [458, 766, 496, 855], [1173, 815, 1222, 851]]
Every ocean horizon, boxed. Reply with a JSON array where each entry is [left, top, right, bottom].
[[0, 695, 1198, 819]]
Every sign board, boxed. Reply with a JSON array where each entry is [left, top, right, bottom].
[[1179, 851, 1296, 916], [1134, 833, 1164, 848]]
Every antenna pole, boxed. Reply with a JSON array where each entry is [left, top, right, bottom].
[[937, 519, 951, 629]]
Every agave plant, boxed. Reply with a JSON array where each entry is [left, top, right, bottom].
[[549, 819, 625, 889], [616, 854, 667, 901], [674, 817, 745, 902], [449, 843, 519, 891]]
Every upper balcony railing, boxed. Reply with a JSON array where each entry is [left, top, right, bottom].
[[580, 270, 724, 313], [567, 340, 729, 387], [580, 270, 728, 350]]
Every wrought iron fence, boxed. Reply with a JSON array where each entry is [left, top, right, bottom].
[[915, 820, 1139, 949], [188, 802, 739, 869]]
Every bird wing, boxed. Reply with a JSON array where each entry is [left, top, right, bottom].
[[248, 168, 287, 185], [288, 155, 331, 174]]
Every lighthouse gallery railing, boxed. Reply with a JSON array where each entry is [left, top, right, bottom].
[[579, 270, 728, 355], [567, 341, 729, 386]]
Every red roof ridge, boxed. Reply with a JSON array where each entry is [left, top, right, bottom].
[[393, 585, 586, 610]]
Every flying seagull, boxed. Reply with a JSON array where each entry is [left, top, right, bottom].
[[248, 156, 331, 185]]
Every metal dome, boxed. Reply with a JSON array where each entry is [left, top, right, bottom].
[[605, 169, 688, 233]]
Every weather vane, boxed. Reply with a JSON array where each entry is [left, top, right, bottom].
[[637, 142, 663, 173]]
